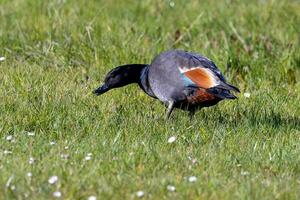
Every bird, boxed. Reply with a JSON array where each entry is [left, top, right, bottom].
[[93, 50, 239, 119]]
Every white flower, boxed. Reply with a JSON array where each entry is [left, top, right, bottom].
[[0, 57, 5, 61], [27, 172, 32, 177], [6, 135, 13, 141], [136, 191, 144, 198], [64, 146, 69, 150], [24, 192, 29, 198], [167, 136, 176, 143], [188, 176, 197, 182], [167, 185, 176, 192], [4, 150, 12, 155], [48, 176, 58, 184], [88, 196, 97, 200], [188, 156, 197, 164], [53, 191, 61, 198], [60, 154, 69, 159], [85, 155, 92, 161], [5, 175, 14, 188], [85, 153, 93, 161], [27, 132, 35, 136], [241, 171, 250, 176], [244, 92, 250, 98], [50, 141, 56, 145], [262, 179, 271, 187], [169, 1, 175, 7], [112, 156, 118, 161], [29, 157, 35, 164]]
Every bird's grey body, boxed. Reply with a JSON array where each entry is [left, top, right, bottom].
[[148, 51, 186, 103], [149, 51, 212, 101], [93, 50, 239, 119]]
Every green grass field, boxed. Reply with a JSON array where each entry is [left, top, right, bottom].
[[0, 0, 299, 199]]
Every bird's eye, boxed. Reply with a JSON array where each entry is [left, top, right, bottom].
[[108, 73, 116, 79]]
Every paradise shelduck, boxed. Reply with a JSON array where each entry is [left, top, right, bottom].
[[93, 50, 239, 119]]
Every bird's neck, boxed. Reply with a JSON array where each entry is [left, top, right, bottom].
[[124, 64, 148, 83], [138, 66, 157, 98], [119, 64, 156, 98]]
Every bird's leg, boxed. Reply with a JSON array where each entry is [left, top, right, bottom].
[[165, 101, 175, 120], [189, 109, 196, 120]]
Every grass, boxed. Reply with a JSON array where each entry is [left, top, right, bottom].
[[0, 0, 299, 199]]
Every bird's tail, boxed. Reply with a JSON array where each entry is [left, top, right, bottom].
[[207, 82, 240, 100], [215, 82, 240, 93]]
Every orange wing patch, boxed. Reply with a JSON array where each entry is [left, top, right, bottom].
[[179, 67, 217, 89]]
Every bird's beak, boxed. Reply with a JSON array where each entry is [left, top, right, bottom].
[[93, 84, 110, 96]]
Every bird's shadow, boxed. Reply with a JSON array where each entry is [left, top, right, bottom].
[[104, 98, 299, 131], [203, 108, 300, 130]]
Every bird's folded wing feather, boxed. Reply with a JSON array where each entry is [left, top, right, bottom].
[[179, 66, 218, 89]]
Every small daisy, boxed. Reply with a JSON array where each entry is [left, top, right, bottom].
[[169, 1, 175, 7], [27, 172, 32, 177], [87, 196, 97, 200], [29, 157, 35, 164], [136, 191, 144, 198], [112, 156, 118, 161], [4, 150, 12, 155], [5, 175, 14, 188], [84, 153, 93, 161], [188, 156, 197, 164], [60, 154, 69, 159], [167, 185, 176, 192], [6, 135, 13, 141], [241, 171, 250, 176], [50, 141, 56, 145], [24, 192, 29, 198], [85, 155, 92, 161], [167, 136, 176, 143], [27, 132, 35, 136], [48, 176, 58, 184], [53, 191, 61, 198], [244, 92, 250, 98], [188, 176, 197, 182]]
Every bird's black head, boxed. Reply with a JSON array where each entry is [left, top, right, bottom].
[[93, 64, 146, 96]]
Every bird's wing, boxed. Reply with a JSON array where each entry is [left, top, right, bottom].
[[179, 66, 219, 89], [187, 52, 226, 82]]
